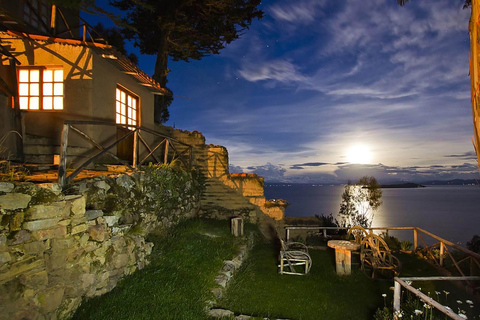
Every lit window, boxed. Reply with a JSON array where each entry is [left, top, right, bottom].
[[18, 67, 64, 110], [116, 86, 139, 130]]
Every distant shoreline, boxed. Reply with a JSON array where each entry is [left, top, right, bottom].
[[380, 183, 425, 189]]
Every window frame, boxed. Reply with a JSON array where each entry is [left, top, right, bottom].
[[23, 0, 50, 33], [17, 66, 64, 111], [115, 85, 140, 130]]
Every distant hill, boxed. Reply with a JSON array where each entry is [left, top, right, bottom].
[[381, 183, 425, 188], [420, 179, 478, 186]]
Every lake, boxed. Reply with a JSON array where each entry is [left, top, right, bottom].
[[264, 184, 480, 246]]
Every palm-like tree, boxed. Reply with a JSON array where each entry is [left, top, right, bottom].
[[396, 0, 471, 8]]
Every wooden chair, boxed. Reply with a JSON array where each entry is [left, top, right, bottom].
[[360, 233, 401, 278], [348, 225, 371, 244], [278, 237, 312, 275]]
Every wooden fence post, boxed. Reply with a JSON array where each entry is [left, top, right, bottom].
[[413, 229, 418, 251], [58, 123, 69, 189], [393, 280, 401, 313], [164, 139, 169, 164], [440, 242, 445, 267], [133, 128, 139, 169]]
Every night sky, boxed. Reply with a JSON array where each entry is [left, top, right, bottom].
[[86, 0, 477, 184]]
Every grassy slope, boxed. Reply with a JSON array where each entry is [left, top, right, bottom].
[[71, 219, 239, 320]]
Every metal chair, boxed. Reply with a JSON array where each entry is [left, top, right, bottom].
[[278, 237, 312, 275]]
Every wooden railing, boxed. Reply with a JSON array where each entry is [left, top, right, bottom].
[[58, 121, 194, 188], [284, 225, 480, 277], [393, 276, 480, 320], [285, 224, 480, 318]]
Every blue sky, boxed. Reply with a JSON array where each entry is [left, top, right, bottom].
[[88, 0, 477, 184]]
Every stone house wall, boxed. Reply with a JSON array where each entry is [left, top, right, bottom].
[[0, 168, 200, 320]]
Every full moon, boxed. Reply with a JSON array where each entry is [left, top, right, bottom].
[[346, 145, 372, 164]]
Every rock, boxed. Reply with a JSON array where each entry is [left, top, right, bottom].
[[9, 212, 24, 231], [116, 175, 135, 190], [0, 234, 6, 249], [94, 180, 111, 192], [207, 309, 234, 318], [215, 274, 227, 287], [66, 195, 85, 216], [24, 241, 46, 255], [0, 182, 14, 193], [10, 230, 32, 246], [89, 225, 106, 242], [85, 210, 103, 221], [32, 226, 67, 241], [23, 218, 61, 231], [103, 215, 119, 227], [114, 253, 129, 269], [39, 287, 64, 313], [19, 270, 48, 288], [71, 224, 88, 235], [37, 183, 62, 195], [26, 204, 64, 220], [0, 252, 11, 264], [211, 287, 223, 299], [0, 193, 31, 210]]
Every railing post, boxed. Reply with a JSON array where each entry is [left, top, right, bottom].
[[440, 242, 445, 267], [58, 123, 69, 189], [164, 139, 169, 164], [133, 128, 139, 169], [413, 228, 418, 251], [393, 280, 401, 313]]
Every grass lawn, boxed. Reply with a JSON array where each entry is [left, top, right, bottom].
[[218, 244, 391, 320], [219, 243, 480, 320], [71, 218, 241, 320], [70, 218, 479, 320]]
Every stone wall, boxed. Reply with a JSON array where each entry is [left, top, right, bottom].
[[0, 168, 201, 320], [164, 127, 288, 224]]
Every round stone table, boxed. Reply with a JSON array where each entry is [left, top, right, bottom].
[[327, 240, 361, 275]]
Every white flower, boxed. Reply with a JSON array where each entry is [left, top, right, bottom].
[[444, 291, 450, 295], [382, 294, 387, 297], [445, 306, 452, 311], [423, 303, 431, 309], [457, 300, 463, 304], [435, 291, 440, 295], [405, 281, 412, 286], [414, 309, 423, 315], [466, 300, 473, 305]]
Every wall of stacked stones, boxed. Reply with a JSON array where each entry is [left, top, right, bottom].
[[165, 127, 287, 222], [0, 171, 201, 320]]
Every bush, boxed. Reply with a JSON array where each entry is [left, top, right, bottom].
[[467, 234, 480, 253]]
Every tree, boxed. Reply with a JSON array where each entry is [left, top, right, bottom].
[[110, 0, 264, 123], [337, 176, 383, 228], [396, 0, 471, 8]]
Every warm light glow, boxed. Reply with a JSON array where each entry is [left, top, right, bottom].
[[346, 145, 372, 164], [18, 68, 63, 110], [115, 87, 139, 130]]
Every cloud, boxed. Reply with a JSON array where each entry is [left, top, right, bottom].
[[237, 163, 287, 181], [445, 151, 477, 160], [229, 165, 244, 173], [268, 1, 321, 24], [290, 162, 329, 170], [238, 59, 308, 84]]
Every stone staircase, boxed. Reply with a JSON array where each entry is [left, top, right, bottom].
[[23, 134, 89, 165]]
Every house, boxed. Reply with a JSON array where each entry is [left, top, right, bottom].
[[0, 0, 167, 167]]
